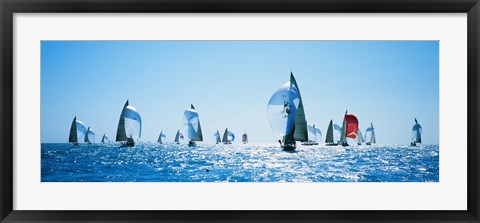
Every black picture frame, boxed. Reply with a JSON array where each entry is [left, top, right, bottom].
[[1, 0, 479, 222]]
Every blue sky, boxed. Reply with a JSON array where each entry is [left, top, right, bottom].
[[41, 41, 439, 144]]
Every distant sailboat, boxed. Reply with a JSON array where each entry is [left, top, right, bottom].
[[68, 116, 87, 146], [101, 134, 109, 143], [157, 131, 166, 144], [357, 129, 365, 145], [326, 121, 342, 146], [214, 130, 221, 144], [242, 132, 248, 144], [339, 110, 359, 147], [267, 73, 300, 151], [174, 130, 184, 144], [184, 104, 203, 147], [304, 124, 321, 145], [222, 128, 235, 144], [411, 118, 422, 146], [85, 127, 95, 144], [116, 100, 142, 147], [365, 123, 376, 145]]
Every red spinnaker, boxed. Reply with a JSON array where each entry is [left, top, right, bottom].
[[345, 114, 359, 139]]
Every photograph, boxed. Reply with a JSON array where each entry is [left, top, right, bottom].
[[41, 40, 439, 182]]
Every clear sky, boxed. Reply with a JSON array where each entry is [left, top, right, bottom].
[[41, 41, 439, 144]]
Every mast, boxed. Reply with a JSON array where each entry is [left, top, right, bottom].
[[290, 73, 308, 142]]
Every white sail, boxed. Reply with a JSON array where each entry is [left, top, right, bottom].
[[307, 124, 322, 142], [365, 123, 375, 144], [158, 131, 166, 143], [116, 100, 142, 142], [333, 124, 342, 143], [183, 104, 203, 141], [174, 130, 183, 143], [357, 129, 365, 144], [69, 117, 87, 143], [267, 81, 300, 137], [85, 127, 95, 143], [214, 130, 221, 144], [101, 134, 109, 143], [412, 118, 422, 143]]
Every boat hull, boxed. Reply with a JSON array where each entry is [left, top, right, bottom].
[[325, 143, 338, 146], [281, 145, 296, 151], [301, 142, 318, 146]]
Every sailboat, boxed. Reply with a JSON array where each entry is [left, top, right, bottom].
[[304, 124, 321, 145], [214, 130, 221, 144], [339, 110, 359, 147], [116, 100, 142, 147], [101, 134, 109, 143], [242, 132, 248, 144], [157, 131, 166, 144], [267, 73, 301, 151], [222, 128, 235, 144], [85, 127, 95, 144], [174, 130, 184, 144], [326, 120, 342, 146], [411, 118, 422, 146], [357, 129, 365, 145], [365, 123, 376, 145], [68, 116, 87, 146], [183, 104, 203, 147]]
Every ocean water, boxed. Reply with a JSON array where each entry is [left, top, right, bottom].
[[41, 143, 439, 182]]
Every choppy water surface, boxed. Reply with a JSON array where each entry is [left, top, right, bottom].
[[41, 143, 439, 182]]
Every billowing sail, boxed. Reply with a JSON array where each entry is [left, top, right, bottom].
[[242, 133, 248, 143], [116, 100, 142, 142], [214, 130, 221, 144], [174, 130, 184, 143], [307, 124, 322, 142], [101, 134, 109, 143], [412, 118, 422, 143], [69, 116, 87, 143], [340, 111, 359, 144], [289, 73, 308, 142], [222, 128, 235, 143], [357, 129, 365, 144], [365, 123, 376, 144], [158, 131, 166, 143], [267, 81, 300, 142], [85, 127, 95, 143], [183, 104, 203, 141], [333, 124, 342, 143]]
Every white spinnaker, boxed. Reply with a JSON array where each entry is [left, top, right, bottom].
[[267, 81, 300, 137], [123, 105, 142, 140], [86, 128, 95, 143], [184, 109, 200, 140], [307, 125, 322, 142], [412, 124, 422, 143], [333, 124, 342, 142], [75, 120, 87, 142]]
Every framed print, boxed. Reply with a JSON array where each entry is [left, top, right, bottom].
[[1, 0, 479, 222]]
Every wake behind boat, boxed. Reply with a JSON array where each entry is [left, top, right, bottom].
[[116, 100, 142, 147]]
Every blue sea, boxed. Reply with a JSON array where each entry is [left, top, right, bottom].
[[41, 143, 439, 182]]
